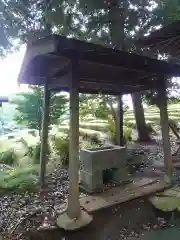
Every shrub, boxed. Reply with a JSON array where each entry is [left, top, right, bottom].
[[80, 141, 101, 149], [28, 142, 50, 165], [146, 122, 156, 135], [80, 129, 101, 143], [108, 118, 132, 144], [124, 120, 136, 129], [123, 126, 132, 143], [28, 143, 41, 164], [90, 133, 102, 144], [0, 149, 17, 166], [52, 135, 69, 166], [0, 166, 39, 193]]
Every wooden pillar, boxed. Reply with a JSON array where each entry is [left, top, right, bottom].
[[67, 58, 81, 219], [40, 81, 50, 188], [56, 59, 92, 230], [159, 76, 172, 178], [116, 95, 124, 146]]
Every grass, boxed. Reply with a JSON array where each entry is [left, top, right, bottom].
[[0, 165, 39, 193], [0, 103, 179, 194]]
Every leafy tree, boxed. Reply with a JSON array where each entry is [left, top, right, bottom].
[[4, 0, 180, 143], [0, 0, 78, 56], [0, 0, 45, 56], [65, 0, 158, 142], [143, 0, 180, 105], [13, 86, 68, 135]]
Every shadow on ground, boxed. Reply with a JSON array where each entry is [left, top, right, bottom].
[[28, 198, 172, 240]]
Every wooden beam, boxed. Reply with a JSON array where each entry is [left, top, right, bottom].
[[40, 81, 50, 188], [57, 48, 180, 77], [67, 58, 81, 219], [159, 75, 172, 178], [48, 73, 158, 89], [48, 74, 161, 95]]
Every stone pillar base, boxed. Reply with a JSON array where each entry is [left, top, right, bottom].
[[56, 210, 92, 230]]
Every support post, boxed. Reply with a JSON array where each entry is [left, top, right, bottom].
[[159, 76, 172, 181], [67, 59, 80, 219], [57, 58, 92, 230], [116, 95, 124, 146], [40, 81, 50, 188]]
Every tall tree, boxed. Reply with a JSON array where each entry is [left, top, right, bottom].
[[13, 86, 68, 135], [0, 0, 46, 55], [143, 0, 180, 105], [0, 0, 80, 56], [64, 0, 157, 142]]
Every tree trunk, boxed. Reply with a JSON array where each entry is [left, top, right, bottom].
[[108, 0, 126, 146], [132, 92, 151, 142]]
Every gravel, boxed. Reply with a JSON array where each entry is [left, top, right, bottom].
[[0, 167, 69, 239], [0, 136, 180, 239]]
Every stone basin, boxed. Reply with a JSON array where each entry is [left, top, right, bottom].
[[80, 145, 128, 193]]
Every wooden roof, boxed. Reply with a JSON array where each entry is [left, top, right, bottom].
[[17, 34, 180, 95], [137, 20, 180, 56]]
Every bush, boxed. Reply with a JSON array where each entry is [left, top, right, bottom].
[[124, 120, 136, 129], [108, 118, 132, 144], [27, 142, 50, 165], [89, 133, 102, 144], [80, 129, 101, 141], [146, 122, 156, 135], [0, 166, 39, 193], [0, 149, 17, 166], [28, 143, 41, 164], [80, 141, 102, 149], [52, 135, 69, 166], [123, 126, 132, 143]]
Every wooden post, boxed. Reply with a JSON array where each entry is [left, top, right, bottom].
[[40, 81, 50, 188], [159, 76, 172, 179], [116, 95, 124, 146], [67, 58, 81, 219]]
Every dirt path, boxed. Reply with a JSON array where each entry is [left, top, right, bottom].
[[28, 198, 171, 240]]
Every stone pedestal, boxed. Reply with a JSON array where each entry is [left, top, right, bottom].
[[80, 146, 128, 192], [57, 210, 92, 230]]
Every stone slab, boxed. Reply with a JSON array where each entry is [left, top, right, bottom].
[[80, 177, 170, 213]]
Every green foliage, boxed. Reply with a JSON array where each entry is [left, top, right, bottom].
[[108, 118, 116, 144], [52, 135, 69, 166], [149, 196, 180, 212], [90, 133, 102, 145], [0, 166, 39, 193], [80, 123, 108, 132], [0, 0, 47, 56], [79, 94, 111, 120], [146, 123, 156, 135], [124, 120, 136, 129], [80, 130, 102, 144], [28, 143, 42, 165], [168, 97, 180, 105], [0, 149, 17, 166], [124, 126, 133, 143], [108, 118, 132, 144], [13, 86, 68, 132], [80, 141, 102, 149], [152, 0, 180, 26]]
